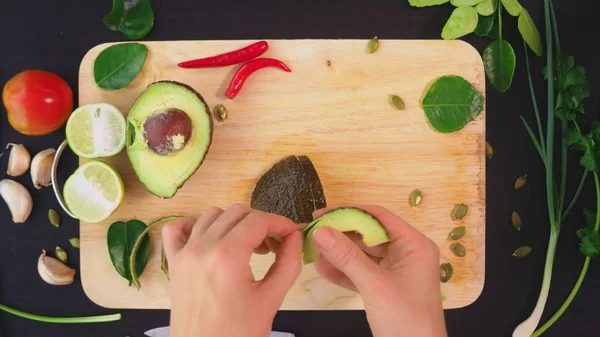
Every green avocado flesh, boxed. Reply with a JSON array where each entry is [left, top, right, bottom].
[[250, 155, 327, 224], [302, 207, 390, 264], [126, 81, 213, 198]]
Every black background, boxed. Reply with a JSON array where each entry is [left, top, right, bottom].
[[1, 1, 599, 336]]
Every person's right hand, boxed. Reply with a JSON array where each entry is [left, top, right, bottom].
[[311, 206, 447, 337]]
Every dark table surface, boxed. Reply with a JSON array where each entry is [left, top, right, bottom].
[[1, 1, 599, 336]]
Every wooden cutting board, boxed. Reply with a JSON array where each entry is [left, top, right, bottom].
[[78, 39, 486, 310]]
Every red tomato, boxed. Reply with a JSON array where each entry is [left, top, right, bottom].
[[2, 70, 73, 136]]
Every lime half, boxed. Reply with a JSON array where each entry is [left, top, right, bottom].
[[66, 103, 126, 158], [63, 160, 124, 223]]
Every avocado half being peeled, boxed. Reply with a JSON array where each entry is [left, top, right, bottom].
[[126, 81, 213, 198], [251, 155, 327, 224], [302, 207, 390, 264]]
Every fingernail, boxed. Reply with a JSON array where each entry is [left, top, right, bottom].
[[313, 227, 336, 250]]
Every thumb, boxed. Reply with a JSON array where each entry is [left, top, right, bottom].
[[258, 231, 303, 302], [313, 227, 379, 289]]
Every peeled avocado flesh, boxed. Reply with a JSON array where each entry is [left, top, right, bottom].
[[302, 207, 390, 264], [126, 81, 213, 198]]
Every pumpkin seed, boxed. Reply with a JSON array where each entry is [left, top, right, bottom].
[[55, 246, 68, 263], [388, 94, 405, 110], [514, 174, 528, 190], [69, 238, 80, 249], [48, 209, 61, 228], [441, 291, 447, 301], [408, 189, 423, 206], [366, 36, 379, 54], [447, 226, 467, 240], [440, 262, 454, 283], [450, 203, 468, 221], [513, 246, 532, 257], [486, 141, 494, 159], [450, 242, 466, 257], [214, 104, 228, 122], [511, 211, 522, 231]]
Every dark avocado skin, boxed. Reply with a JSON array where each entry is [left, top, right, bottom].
[[128, 80, 214, 199], [251, 155, 327, 224]]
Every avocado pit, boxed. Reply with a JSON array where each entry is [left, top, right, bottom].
[[143, 108, 192, 155]]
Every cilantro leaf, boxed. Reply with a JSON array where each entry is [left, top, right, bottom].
[[584, 208, 596, 228], [577, 227, 600, 257], [564, 125, 599, 171], [543, 54, 590, 122]]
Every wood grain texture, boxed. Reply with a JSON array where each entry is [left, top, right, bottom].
[[78, 39, 486, 310]]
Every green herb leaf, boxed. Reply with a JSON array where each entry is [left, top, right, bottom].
[[564, 122, 600, 172], [451, 0, 484, 6], [441, 7, 479, 40], [518, 9, 543, 57], [94, 43, 148, 90], [474, 12, 496, 37], [544, 54, 590, 121], [103, 0, 155, 40], [482, 39, 516, 93], [500, 0, 522, 16], [577, 227, 600, 257], [107, 220, 149, 286], [476, 0, 498, 16], [584, 208, 596, 228], [408, 0, 450, 7], [421, 75, 484, 133]]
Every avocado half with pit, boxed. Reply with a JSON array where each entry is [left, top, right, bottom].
[[302, 207, 390, 264], [251, 155, 327, 224], [126, 81, 213, 198]]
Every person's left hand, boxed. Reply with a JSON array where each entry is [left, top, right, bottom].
[[162, 204, 303, 337]]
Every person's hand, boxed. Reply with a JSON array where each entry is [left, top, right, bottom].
[[311, 205, 447, 337], [162, 204, 303, 337]]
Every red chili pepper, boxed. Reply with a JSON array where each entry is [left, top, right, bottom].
[[224, 58, 292, 99], [177, 41, 269, 68]]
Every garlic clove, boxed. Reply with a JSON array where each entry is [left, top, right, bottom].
[[31, 148, 56, 189], [6, 143, 31, 177], [0, 179, 33, 223], [37, 249, 75, 285]]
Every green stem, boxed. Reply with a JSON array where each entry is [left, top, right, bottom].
[[498, 1, 503, 40], [559, 121, 568, 220], [533, 172, 600, 336], [512, 230, 559, 336], [523, 41, 546, 157], [563, 170, 589, 220], [0, 303, 120, 324], [543, 0, 556, 230], [549, 1, 561, 53]]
